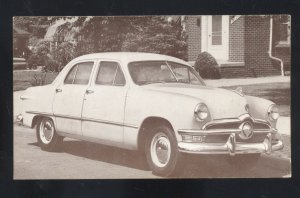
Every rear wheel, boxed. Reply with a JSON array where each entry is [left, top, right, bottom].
[[36, 117, 63, 151], [145, 125, 184, 177]]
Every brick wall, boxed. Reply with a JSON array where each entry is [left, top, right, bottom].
[[244, 16, 281, 77], [229, 16, 245, 62], [274, 46, 291, 71], [221, 16, 281, 78], [186, 16, 201, 61], [186, 15, 282, 78]]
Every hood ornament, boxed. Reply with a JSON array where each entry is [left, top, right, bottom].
[[232, 87, 244, 96]]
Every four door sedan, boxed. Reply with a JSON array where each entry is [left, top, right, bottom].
[[17, 52, 283, 176]]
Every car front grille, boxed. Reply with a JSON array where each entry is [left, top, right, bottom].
[[203, 119, 271, 143], [205, 120, 270, 130]]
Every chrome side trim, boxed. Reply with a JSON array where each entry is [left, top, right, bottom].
[[55, 113, 81, 120], [26, 111, 138, 129], [82, 117, 138, 129], [26, 111, 53, 117]]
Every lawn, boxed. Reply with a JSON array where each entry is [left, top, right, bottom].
[[13, 70, 58, 91], [222, 82, 290, 117]]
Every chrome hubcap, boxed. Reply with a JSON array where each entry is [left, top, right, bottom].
[[40, 120, 54, 144], [150, 132, 171, 167]]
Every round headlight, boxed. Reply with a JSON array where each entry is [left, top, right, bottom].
[[268, 104, 280, 121], [194, 103, 209, 122]]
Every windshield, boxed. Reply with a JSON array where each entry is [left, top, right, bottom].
[[128, 61, 205, 86]]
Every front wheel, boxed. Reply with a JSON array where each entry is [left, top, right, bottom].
[[36, 117, 63, 151], [145, 125, 184, 177]]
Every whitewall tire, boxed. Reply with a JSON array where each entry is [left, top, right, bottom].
[[36, 117, 63, 151]]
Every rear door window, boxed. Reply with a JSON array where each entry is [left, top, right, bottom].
[[64, 62, 94, 85]]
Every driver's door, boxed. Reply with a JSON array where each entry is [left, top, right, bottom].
[[81, 60, 128, 145]]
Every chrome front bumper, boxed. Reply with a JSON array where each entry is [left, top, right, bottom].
[[178, 131, 284, 156]]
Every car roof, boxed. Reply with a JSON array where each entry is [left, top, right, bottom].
[[71, 52, 189, 66]]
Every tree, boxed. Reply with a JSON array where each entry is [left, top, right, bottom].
[[19, 16, 188, 70], [121, 16, 187, 60], [61, 16, 187, 60]]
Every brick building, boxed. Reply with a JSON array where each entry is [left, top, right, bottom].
[[184, 15, 290, 78]]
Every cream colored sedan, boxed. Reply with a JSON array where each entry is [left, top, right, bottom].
[[18, 52, 283, 176]]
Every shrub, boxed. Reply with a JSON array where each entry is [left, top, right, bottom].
[[31, 73, 47, 86], [194, 51, 221, 79], [44, 56, 60, 72], [27, 54, 40, 69], [27, 40, 50, 69]]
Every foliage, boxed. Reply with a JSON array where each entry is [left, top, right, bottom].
[[27, 40, 50, 69], [121, 17, 187, 60], [70, 16, 187, 60], [194, 52, 221, 79], [17, 16, 187, 70], [13, 70, 58, 91], [44, 56, 60, 72], [13, 16, 62, 38], [52, 41, 76, 70], [27, 54, 39, 69], [31, 73, 47, 86]]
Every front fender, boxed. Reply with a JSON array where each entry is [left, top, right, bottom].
[[245, 95, 277, 128], [124, 87, 210, 141]]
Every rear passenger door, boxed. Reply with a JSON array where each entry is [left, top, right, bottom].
[[81, 60, 128, 145], [53, 61, 95, 135]]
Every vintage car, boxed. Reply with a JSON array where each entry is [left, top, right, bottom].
[[17, 52, 283, 176]]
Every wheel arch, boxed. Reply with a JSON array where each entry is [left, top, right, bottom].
[[137, 116, 175, 152], [31, 115, 54, 128]]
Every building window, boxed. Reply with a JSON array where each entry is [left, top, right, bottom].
[[277, 16, 290, 45], [212, 15, 222, 45]]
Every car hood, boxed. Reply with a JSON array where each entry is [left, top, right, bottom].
[[143, 83, 248, 119]]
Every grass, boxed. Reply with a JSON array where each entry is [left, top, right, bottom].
[[222, 82, 290, 117], [13, 70, 58, 91]]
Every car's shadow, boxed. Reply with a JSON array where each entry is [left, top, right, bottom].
[[30, 139, 150, 171], [29, 139, 291, 178]]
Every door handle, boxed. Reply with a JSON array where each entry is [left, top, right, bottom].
[[86, 89, 94, 94], [56, 88, 62, 93]]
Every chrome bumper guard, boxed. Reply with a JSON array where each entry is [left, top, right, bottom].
[[178, 130, 284, 155]]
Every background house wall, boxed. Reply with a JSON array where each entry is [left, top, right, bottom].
[[186, 16, 202, 61], [244, 15, 281, 77], [187, 15, 283, 78], [229, 16, 245, 62]]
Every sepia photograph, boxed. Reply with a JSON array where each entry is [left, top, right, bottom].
[[13, 15, 291, 179]]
